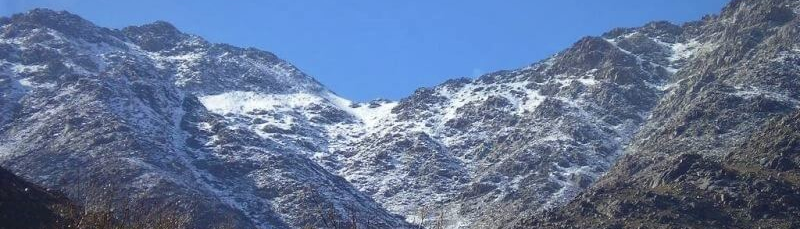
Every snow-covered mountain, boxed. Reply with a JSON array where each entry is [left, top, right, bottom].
[[332, 20, 712, 227], [0, 8, 670, 227], [0, 6, 716, 229], [167, 12, 703, 229], [2, 0, 799, 228], [521, 0, 800, 228], [0, 9, 409, 228]]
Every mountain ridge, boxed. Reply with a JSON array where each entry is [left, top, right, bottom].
[[518, 0, 800, 228], [0, 5, 700, 229], [1, 1, 799, 228], [1, 8, 411, 228]]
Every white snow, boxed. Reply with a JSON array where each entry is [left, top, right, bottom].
[[17, 77, 56, 89], [17, 78, 34, 87], [519, 89, 546, 113], [324, 92, 397, 128], [198, 91, 401, 140], [199, 91, 322, 115], [11, 64, 46, 74], [606, 32, 715, 76], [732, 85, 800, 108], [668, 39, 700, 62], [575, 77, 599, 86], [434, 80, 546, 122]]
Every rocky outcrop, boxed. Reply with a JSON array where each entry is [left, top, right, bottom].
[[518, 0, 800, 228]]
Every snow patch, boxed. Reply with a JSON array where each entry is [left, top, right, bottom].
[[11, 64, 46, 74], [575, 78, 599, 86], [199, 91, 322, 115], [668, 39, 700, 62], [17, 78, 56, 89], [731, 86, 800, 108], [324, 92, 397, 128]]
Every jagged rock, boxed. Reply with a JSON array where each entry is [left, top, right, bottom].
[[517, 1, 800, 228]]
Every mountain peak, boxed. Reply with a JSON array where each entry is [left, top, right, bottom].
[[17, 8, 85, 23], [4, 8, 115, 43], [2, 2, 799, 229], [122, 20, 187, 52], [127, 20, 182, 35], [721, 0, 796, 25]]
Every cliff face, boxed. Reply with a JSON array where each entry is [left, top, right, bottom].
[[519, 0, 800, 228]]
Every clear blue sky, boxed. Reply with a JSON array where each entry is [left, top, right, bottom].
[[2, 0, 730, 101]]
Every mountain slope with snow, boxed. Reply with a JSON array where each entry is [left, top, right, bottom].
[[0, 9, 410, 228], [0, 7, 711, 229], [520, 0, 800, 228], [2, 1, 799, 228], [333, 20, 710, 227], [179, 16, 711, 228]]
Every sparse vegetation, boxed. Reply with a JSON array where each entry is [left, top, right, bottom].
[[72, 201, 192, 229]]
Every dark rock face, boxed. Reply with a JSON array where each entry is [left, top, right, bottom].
[[122, 21, 186, 52], [0, 167, 78, 229], [518, 0, 800, 228], [522, 111, 800, 229]]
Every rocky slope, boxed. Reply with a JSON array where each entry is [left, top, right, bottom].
[[1, 8, 678, 227], [519, 0, 800, 228], [183, 9, 705, 229], [1, 0, 799, 228], [336, 20, 703, 228], [0, 9, 409, 228]]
